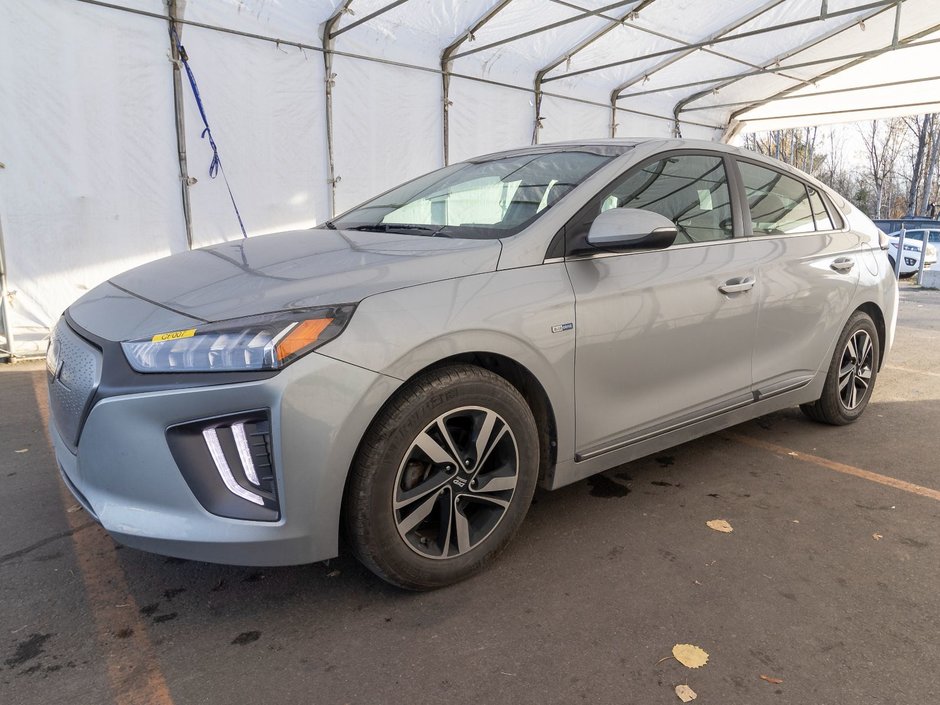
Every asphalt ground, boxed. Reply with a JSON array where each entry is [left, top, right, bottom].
[[2, 284, 938, 705]]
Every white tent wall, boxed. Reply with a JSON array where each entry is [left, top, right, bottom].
[[0, 0, 186, 357], [332, 57, 443, 213], [179, 25, 331, 247], [537, 96, 610, 143], [447, 78, 533, 164], [2, 0, 940, 359]]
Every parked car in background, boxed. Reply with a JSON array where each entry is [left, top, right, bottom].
[[873, 217, 940, 233], [46, 138, 898, 590], [886, 230, 938, 277]]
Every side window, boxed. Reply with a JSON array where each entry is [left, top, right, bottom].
[[739, 162, 815, 235], [807, 186, 834, 231], [575, 154, 734, 246]]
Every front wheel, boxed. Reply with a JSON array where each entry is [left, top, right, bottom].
[[800, 311, 879, 425], [344, 364, 539, 590]]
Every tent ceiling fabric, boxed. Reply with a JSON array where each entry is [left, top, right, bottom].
[[1, 0, 939, 357]]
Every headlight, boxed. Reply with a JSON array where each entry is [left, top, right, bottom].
[[928, 245, 937, 257], [902, 243, 920, 252], [121, 305, 355, 372]]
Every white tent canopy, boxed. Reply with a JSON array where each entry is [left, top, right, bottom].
[[1, 0, 938, 357]]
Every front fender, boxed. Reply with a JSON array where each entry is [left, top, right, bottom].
[[317, 266, 577, 466]]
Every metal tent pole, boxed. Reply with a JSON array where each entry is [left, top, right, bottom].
[[168, 0, 194, 249], [322, 1, 355, 218], [533, 0, 650, 143], [0, 216, 15, 362], [441, 0, 515, 165]]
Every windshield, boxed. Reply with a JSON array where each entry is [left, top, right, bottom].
[[326, 147, 628, 239]]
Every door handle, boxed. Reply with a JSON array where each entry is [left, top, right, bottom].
[[718, 276, 756, 294], [830, 257, 855, 272]]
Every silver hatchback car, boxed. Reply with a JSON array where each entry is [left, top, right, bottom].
[[47, 139, 897, 589]]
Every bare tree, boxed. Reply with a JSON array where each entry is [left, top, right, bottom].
[[858, 119, 906, 218], [904, 114, 932, 216], [919, 115, 940, 217], [743, 128, 822, 173]]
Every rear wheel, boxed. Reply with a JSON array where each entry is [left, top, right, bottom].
[[344, 364, 539, 590], [800, 311, 879, 425]]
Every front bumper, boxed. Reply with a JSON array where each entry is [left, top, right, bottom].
[[50, 350, 399, 566]]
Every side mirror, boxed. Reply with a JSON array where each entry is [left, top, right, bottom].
[[583, 208, 678, 253]]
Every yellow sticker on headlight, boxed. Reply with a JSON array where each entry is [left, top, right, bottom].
[[151, 328, 196, 343]]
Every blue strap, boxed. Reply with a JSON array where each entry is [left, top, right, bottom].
[[170, 25, 248, 239]]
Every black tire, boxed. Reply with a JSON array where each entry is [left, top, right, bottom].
[[343, 364, 539, 590], [887, 255, 896, 273], [800, 311, 879, 425]]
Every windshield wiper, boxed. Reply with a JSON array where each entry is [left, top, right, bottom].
[[347, 224, 440, 234]]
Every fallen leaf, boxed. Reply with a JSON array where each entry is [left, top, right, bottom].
[[706, 519, 733, 533], [792, 520, 800, 524], [872, 533, 883, 541], [326, 570, 341, 577], [760, 675, 784, 684], [672, 644, 709, 669], [14, 448, 28, 453], [675, 684, 697, 702]]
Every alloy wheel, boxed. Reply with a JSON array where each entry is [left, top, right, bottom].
[[839, 329, 874, 410], [393, 406, 519, 560]]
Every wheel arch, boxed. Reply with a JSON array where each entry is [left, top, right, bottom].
[[855, 301, 887, 371], [347, 351, 559, 492], [422, 352, 558, 487]]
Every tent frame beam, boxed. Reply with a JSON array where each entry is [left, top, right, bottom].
[[681, 74, 940, 113], [724, 17, 940, 132], [673, 0, 900, 126], [533, 1, 652, 144], [551, 0, 818, 86], [620, 25, 939, 102], [609, 0, 788, 115], [545, 0, 898, 84], [730, 99, 940, 125], [329, 0, 412, 38], [442, 0, 515, 165], [450, 0, 635, 61]]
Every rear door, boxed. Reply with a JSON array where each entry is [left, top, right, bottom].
[[567, 151, 761, 459], [734, 159, 861, 397]]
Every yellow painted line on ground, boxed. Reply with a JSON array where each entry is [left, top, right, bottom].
[[884, 364, 940, 378], [728, 432, 940, 502], [31, 373, 175, 705]]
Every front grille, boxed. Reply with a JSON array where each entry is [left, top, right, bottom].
[[47, 318, 102, 447]]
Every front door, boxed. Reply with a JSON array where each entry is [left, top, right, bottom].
[[566, 152, 760, 459]]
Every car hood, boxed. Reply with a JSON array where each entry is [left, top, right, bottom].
[[70, 228, 502, 341]]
